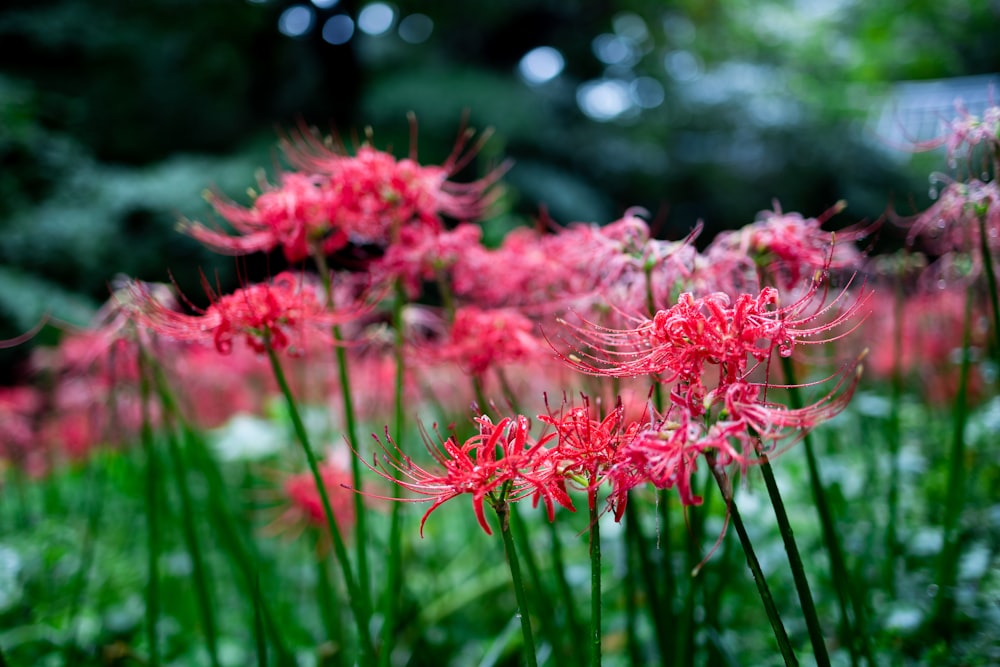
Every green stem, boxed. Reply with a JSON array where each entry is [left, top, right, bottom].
[[378, 280, 408, 667], [267, 347, 376, 665], [623, 518, 642, 667], [510, 506, 567, 662], [885, 278, 905, 600], [148, 355, 294, 664], [779, 356, 871, 666], [314, 249, 371, 615], [252, 571, 268, 667], [64, 460, 104, 667], [932, 289, 973, 639], [625, 496, 671, 664], [756, 450, 830, 666], [710, 463, 797, 667], [978, 213, 1000, 367], [545, 518, 586, 661], [138, 356, 160, 667], [495, 502, 538, 667], [589, 487, 602, 667], [316, 558, 345, 666], [163, 421, 221, 667]]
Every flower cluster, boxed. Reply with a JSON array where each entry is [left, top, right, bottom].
[[366, 415, 567, 535], [125, 271, 360, 355], [183, 124, 506, 263]]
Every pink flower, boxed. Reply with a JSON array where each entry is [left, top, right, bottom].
[[438, 306, 546, 377], [705, 202, 869, 289], [282, 122, 508, 244], [373, 223, 484, 298], [901, 178, 1000, 255], [183, 172, 347, 263], [281, 459, 356, 529], [126, 272, 364, 355]]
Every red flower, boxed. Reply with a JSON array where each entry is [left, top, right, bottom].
[[438, 306, 545, 377], [558, 278, 867, 393], [183, 172, 347, 263], [126, 272, 363, 355], [282, 122, 509, 240], [364, 415, 560, 536], [704, 202, 869, 289]]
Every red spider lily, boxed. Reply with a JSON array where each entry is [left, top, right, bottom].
[[704, 201, 871, 290], [438, 306, 546, 377], [557, 277, 868, 388], [125, 271, 366, 355], [909, 101, 1000, 170], [714, 363, 862, 442], [363, 415, 561, 536], [182, 172, 347, 263], [281, 459, 356, 529], [373, 223, 483, 299], [899, 178, 1000, 255], [281, 120, 509, 238], [183, 120, 507, 262], [607, 411, 745, 510], [538, 395, 637, 489]]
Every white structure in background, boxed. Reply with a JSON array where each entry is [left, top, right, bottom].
[[869, 73, 1000, 160]]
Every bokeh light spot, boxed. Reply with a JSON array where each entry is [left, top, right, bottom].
[[592, 34, 638, 67], [664, 50, 703, 82], [322, 14, 355, 45], [358, 3, 395, 36], [631, 77, 664, 109], [311, 0, 339, 8], [278, 5, 315, 38], [577, 79, 634, 121], [398, 14, 433, 43], [518, 47, 565, 86]]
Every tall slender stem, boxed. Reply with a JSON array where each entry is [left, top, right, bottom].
[[138, 355, 160, 667], [378, 280, 408, 667], [313, 250, 371, 614], [163, 422, 221, 667], [148, 355, 294, 664], [710, 464, 797, 667], [589, 487, 602, 667], [932, 289, 973, 639], [495, 502, 538, 667], [780, 356, 871, 665], [510, 506, 568, 662], [267, 347, 376, 665], [756, 450, 830, 666], [545, 518, 585, 661]]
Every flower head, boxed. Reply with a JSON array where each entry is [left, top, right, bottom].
[[438, 306, 545, 377], [558, 278, 867, 390], [126, 272, 363, 355], [281, 121, 509, 244], [364, 415, 561, 536]]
